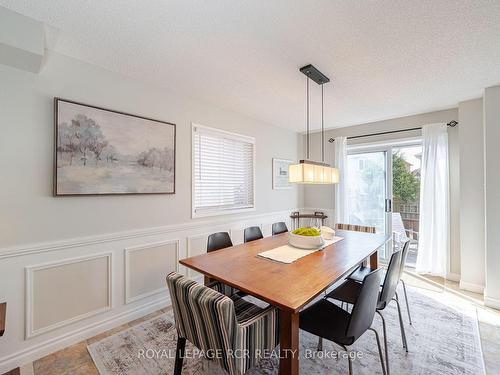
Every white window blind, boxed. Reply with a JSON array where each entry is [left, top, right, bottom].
[[193, 125, 255, 216]]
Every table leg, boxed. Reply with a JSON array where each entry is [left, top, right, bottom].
[[370, 249, 379, 269], [279, 309, 299, 375]]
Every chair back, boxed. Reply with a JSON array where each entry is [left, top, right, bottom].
[[335, 223, 376, 233], [345, 268, 382, 341], [398, 240, 411, 279], [244, 226, 263, 243], [207, 232, 233, 252], [378, 249, 403, 309], [166, 272, 237, 373], [272, 222, 288, 235]]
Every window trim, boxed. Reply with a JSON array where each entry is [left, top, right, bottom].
[[191, 123, 256, 218]]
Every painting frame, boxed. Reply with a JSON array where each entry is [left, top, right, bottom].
[[53, 98, 176, 196], [272, 158, 293, 190]]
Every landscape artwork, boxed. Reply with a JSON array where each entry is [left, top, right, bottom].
[[54, 99, 175, 195]]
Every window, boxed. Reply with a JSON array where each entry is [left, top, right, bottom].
[[192, 124, 255, 217]]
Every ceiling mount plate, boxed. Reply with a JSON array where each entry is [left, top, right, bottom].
[[300, 64, 330, 85]]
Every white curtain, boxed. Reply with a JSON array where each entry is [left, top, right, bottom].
[[416, 123, 450, 276], [334, 136, 348, 225]]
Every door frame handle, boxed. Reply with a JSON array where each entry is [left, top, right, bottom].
[[385, 198, 392, 213]]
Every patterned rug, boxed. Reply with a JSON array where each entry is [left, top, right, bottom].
[[88, 286, 485, 374]]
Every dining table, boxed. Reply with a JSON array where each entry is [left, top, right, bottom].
[[179, 229, 387, 375]]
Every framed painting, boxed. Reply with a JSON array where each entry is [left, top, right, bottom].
[[272, 158, 293, 190], [54, 98, 175, 195]]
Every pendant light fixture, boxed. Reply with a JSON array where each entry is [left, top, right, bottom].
[[289, 64, 340, 184]]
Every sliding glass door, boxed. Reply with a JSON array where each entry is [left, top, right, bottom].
[[345, 140, 423, 265], [346, 147, 392, 262], [391, 144, 422, 268]]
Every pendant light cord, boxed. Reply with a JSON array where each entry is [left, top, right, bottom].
[[321, 84, 324, 162], [306, 77, 310, 159]]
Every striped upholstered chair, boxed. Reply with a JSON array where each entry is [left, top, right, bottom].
[[335, 223, 376, 233], [166, 272, 279, 375]]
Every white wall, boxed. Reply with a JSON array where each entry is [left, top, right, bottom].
[[299, 109, 461, 276], [484, 86, 500, 308], [0, 52, 300, 248], [0, 51, 300, 371], [457, 98, 485, 292], [447, 124, 461, 279]]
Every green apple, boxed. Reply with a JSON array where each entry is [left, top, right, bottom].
[[291, 227, 321, 236]]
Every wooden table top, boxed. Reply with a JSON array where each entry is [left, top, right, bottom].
[[179, 230, 387, 313]]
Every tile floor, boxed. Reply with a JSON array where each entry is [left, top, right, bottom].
[[10, 272, 500, 375], [31, 308, 172, 375]]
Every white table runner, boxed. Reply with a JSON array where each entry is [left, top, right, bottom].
[[257, 236, 344, 264]]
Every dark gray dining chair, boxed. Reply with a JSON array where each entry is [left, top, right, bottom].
[[244, 226, 263, 243], [207, 232, 233, 252], [272, 222, 288, 235], [300, 269, 386, 375], [324, 249, 406, 375], [348, 240, 412, 325]]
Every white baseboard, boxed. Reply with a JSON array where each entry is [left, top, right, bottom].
[[446, 272, 461, 282], [459, 280, 485, 294], [0, 296, 170, 374], [484, 296, 500, 310], [20, 362, 34, 375]]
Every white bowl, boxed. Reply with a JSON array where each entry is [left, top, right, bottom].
[[320, 226, 335, 240], [288, 232, 325, 249]]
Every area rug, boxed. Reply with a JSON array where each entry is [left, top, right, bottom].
[[88, 286, 485, 374]]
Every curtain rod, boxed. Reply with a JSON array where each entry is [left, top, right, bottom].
[[328, 120, 458, 143]]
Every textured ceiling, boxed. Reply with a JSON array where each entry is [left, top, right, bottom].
[[2, 0, 500, 132]]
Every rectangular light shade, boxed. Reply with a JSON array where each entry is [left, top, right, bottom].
[[289, 162, 339, 184]]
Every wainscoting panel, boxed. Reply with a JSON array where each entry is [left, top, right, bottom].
[[230, 228, 245, 245], [124, 240, 179, 304], [186, 233, 210, 278], [0, 209, 295, 373], [261, 223, 272, 237], [26, 253, 112, 338]]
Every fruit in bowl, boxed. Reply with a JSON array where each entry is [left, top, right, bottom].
[[289, 227, 325, 249], [291, 227, 321, 236]]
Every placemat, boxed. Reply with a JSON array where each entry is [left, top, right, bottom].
[[257, 236, 344, 264]]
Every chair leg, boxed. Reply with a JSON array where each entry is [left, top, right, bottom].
[[376, 311, 390, 375], [174, 337, 186, 375], [341, 345, 353, 375], [317, 337, 323, 351], [401, 280, 412, 325], [393, 296, 409, 352], [369, 328, 387, 375]]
